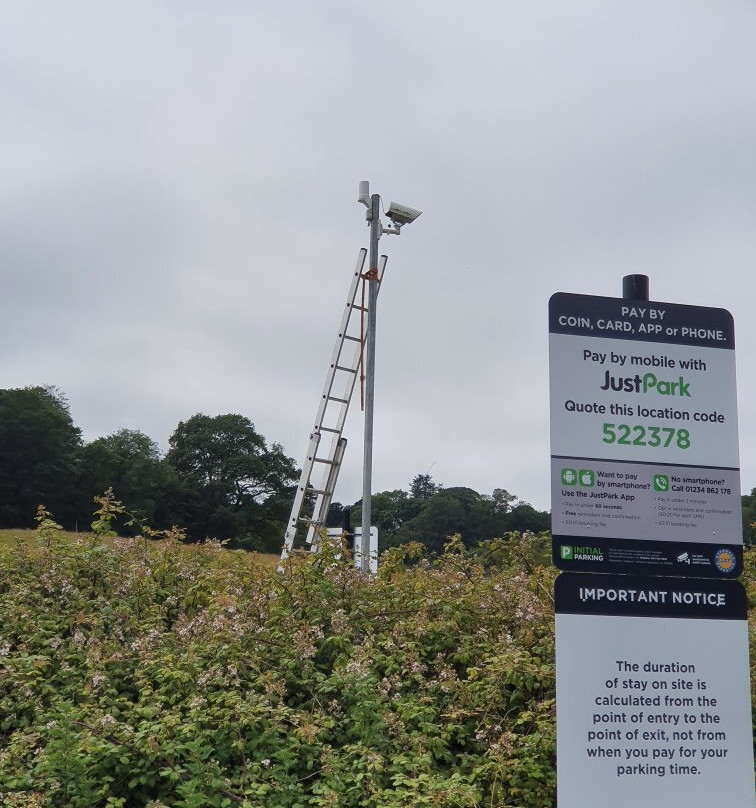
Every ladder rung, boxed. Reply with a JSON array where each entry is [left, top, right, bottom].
[[343, 335, 361, 343], [307, 488, 328, 495], [313, 457, 338, 465], [326, 395, 348, 404], [349, 304, 368, 312], [334, 364, 358, 373], [317, 426, 340, 433]]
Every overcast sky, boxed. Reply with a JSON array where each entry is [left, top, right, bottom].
[[2, 1, 755, 514]]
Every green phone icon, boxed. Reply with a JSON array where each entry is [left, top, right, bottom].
[[653, 475, 669, 492]]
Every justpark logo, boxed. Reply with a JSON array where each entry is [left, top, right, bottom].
[[599, 371, 691, 397]]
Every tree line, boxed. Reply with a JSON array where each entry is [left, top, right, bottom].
[[327, 474, 551, 555], [0, 386, 297, 552], [0, 386, 551, 552], [1, 385, 752, 551]]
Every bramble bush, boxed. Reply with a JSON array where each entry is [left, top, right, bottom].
[[0, 504, 752, 808]]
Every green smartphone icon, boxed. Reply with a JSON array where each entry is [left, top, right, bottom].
[[653, 475, 669, 492]]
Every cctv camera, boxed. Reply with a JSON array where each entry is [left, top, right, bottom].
[[386, 201, 422, 225]]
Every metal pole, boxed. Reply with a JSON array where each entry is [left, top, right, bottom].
[[361, 193, 381, 571], [622, 274, 649, 301]]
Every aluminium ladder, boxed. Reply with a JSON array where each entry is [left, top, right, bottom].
[[280, 248, 387, 562]]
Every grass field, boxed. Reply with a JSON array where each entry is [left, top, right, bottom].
[[0, 526, 281, 566], [0, 527, 82, 548]]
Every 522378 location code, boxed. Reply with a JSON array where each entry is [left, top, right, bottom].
[[602, 424, 691, 449]]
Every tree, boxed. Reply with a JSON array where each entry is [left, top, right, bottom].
[[165, 413, 297, 545], [490, 488, 517, 515], [483, 489, 550, 534], [351, 490, 414, 537], [410, 473, 442, 500], [0, 386, 81, 527], [362, 482, 551, 553], [326, 502, 346, 528], [505, 502, 551, 534], [392, 487, 488, 553], [167, 414, 292, 504], [75, 429, 173, 532]]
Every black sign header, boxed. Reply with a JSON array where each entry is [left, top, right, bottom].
[[555, 572, 746, 620], [549, 293, 734, 349]]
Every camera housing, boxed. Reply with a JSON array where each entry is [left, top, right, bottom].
[[386, 201, 422, 225]]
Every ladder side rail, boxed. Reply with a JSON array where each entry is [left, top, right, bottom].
[[309, 431, 344, 494], [306, 437, 347, 547], [314, 435, 347, 526], [312, 250, 367, 430], [329, 255, 388, 435], [312, 251, 384, 433], [281, 431, 322, 560], [305, 431, 344, 540], [316, 254, 385, 434], [332, 353, 360, 434]]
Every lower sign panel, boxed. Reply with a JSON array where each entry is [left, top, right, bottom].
[[552, 533, 742, 578], [555, 573, 754, 808]]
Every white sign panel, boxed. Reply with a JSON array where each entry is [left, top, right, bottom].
[[549, 293, 742, 577], [555, 573, 755, 808]]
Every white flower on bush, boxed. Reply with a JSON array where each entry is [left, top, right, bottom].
[[197, 669, 213, 686], [345, 658, 370, 678], [330, 609, 349, 634]]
